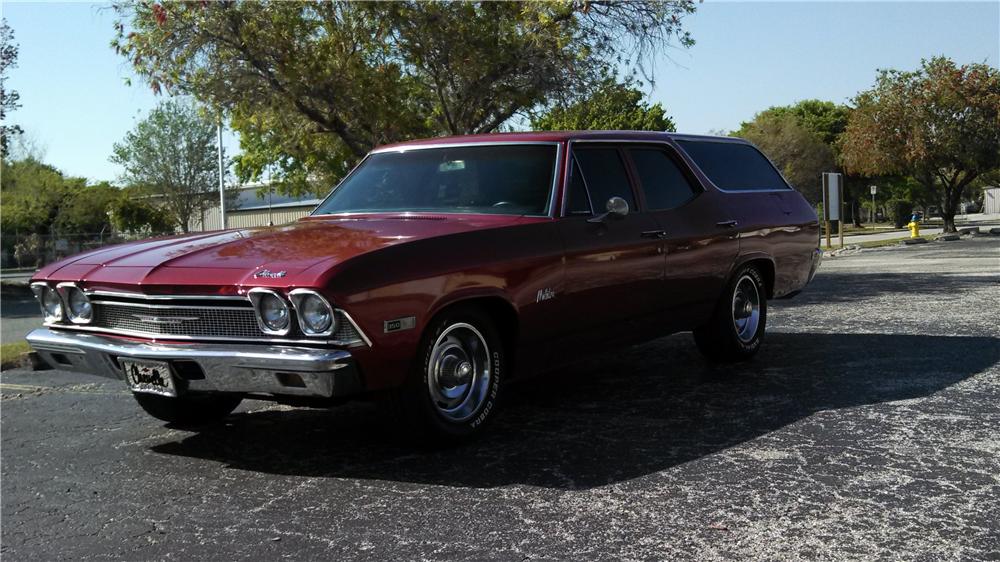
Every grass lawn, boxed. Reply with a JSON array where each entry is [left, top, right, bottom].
[[1, 341, 31, 371]]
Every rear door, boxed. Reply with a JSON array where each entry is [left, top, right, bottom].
[[624, 143, 740, 329], [554, 144, 666, 342]]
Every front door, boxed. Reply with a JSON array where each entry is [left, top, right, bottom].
[[554, 145, 666, 346]]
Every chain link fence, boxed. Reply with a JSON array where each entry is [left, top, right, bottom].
[[1, 232, 146, 270]]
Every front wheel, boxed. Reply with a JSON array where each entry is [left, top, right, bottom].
[[693, 265, 767, 362], [386, 306, 505, 444], [133, 392, 242, 426]]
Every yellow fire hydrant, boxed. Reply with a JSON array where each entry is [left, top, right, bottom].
[[907, 214, 921, 238]]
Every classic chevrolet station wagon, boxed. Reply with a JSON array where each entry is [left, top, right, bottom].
[[27, 131, 821, 441]]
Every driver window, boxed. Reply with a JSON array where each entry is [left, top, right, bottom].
[[566, 159, 593, 215], [573, 147, 636, 213]]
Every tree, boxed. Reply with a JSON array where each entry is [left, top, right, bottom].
[[839, 57, 1000, 232], [1, 18, 23, 157], [736, 112, 835, 204], [1, 159, 127, 237], [531, 77, 675, 132], [111, 99, 230, 233], [108, 188, 173, 235], [53, 182, 119, 234], [0, 158, 70, 236], [112, 1, 697, 194], [744, 99, 849, 145]]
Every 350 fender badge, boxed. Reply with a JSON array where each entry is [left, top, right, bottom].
[[254, 269, 287, 279], [384, 316, 416, 333]]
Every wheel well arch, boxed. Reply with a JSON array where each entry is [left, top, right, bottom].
[[425, 295, 520, 359], [733, 255, 775, 299]]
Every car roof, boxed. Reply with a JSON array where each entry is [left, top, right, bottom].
[[373, 131, 749, 152]]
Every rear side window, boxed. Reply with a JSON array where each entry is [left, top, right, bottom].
[[573, 148, 636, 212], [676, 140, 791, 191], [628, 148, 698, 210]]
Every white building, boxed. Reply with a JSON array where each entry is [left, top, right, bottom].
[[190, 183, 325, 231], [983, 187, 1000, 215]]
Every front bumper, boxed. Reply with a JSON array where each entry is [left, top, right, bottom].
[[26, 328, 361, 399]]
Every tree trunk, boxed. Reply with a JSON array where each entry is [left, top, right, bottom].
[[851, 198, 862, 227], [941, 213, 956, 233]]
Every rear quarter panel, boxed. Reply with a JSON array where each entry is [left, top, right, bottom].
[[730, 190, 819, 297]]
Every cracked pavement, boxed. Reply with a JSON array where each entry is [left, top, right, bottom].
[[2, 238, 999, 560]]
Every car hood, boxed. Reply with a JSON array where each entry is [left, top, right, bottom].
[[34, 215, 538, 291]]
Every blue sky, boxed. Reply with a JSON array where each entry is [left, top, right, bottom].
[[4, 1, 998, 183]]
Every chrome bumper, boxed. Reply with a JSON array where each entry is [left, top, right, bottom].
[[25, 328, 361, 399]]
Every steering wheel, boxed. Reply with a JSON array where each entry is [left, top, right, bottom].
[[492, 201, 516, 208]]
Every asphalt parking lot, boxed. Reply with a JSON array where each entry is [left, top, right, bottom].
[[2, 238, 998, 560]]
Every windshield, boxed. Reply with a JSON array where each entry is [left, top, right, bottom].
[[313, 144, 557, 216]]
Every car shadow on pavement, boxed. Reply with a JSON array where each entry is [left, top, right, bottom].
[[151, 332, 999, 489]]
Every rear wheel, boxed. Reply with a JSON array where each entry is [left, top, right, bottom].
[[693, 264, 767, 362], [387, 306, 505, 444], [133, 393, 242, 425]]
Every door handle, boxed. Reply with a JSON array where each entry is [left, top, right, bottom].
[[716, 220, 739, 229], [641, 230, 668, 239]]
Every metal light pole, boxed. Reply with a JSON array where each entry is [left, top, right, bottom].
[[217, 118, 226, 230], [870, 185, 877, 224]]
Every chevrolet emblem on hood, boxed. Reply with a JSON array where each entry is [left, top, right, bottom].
[[254, 269, 287, 279]]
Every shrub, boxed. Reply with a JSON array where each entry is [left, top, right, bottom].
[[887, 198, 913, 228]]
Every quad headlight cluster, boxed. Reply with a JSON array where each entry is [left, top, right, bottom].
[[248, 288, 336, 337], [30, 282, 92, 324]]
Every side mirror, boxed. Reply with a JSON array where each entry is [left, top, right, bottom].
[[588, 196, 630, 223]]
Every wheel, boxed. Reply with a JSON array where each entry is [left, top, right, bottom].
[[387, 306, 505, 443], [693, 264, 767, 362], [133, 392, 242, 425]]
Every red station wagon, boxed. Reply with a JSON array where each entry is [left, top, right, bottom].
[[27, 131, 821, 441]]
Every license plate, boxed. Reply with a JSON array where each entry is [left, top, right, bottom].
[[121, 359, 177, 397]]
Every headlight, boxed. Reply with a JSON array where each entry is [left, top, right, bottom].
[[31, 283, 64, 323], [60, 284, 92, 324], [290, 289, 336, 336], [248, 289, 291, 335]]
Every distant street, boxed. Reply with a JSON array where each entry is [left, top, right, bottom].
[[2, 238, 999, 560], [0, 286, 40, 343]]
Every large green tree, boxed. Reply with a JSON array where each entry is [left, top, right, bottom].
[[0, 158, 69, 236], [111, 99, 231, 233], [112, 1, 696, 195], [839, 57, 1000, 232], [531, 77, 675, 132], [1, 18, 23, 157]]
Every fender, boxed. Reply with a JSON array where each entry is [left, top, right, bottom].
[[425, 287, 519, 330], [725, 251, 776, 298]]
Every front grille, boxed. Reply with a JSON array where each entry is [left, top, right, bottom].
[[93, 302, 262, 338], [82, 293, 366, 345]]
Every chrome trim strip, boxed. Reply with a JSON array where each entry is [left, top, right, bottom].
[[370, 140, 561, 154], [86, 290, 247, 301], [26, 328, 356, 399], [288, 288, 336, 337], [39, 323, 362, 347], [246, 287, 293, 337], [315, 141, 563, 219], [336, 309, 373, 348], [89, 300, 251, 310]]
